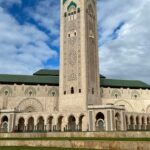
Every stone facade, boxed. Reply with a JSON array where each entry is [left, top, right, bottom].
[[0, 0, 150, 133]]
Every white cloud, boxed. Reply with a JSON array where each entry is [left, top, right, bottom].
[[0, 0, 150, 85], [0, 7, 57, 75], [98, 0, 150, 84], [26, 1, 60, 37]]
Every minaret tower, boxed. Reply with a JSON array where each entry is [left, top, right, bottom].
[[59, 0, 100, 112]]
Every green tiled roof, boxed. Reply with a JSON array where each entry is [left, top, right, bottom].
[[67, 1, 77, 11], [33, 69, 59, 76], [0, 74, 59, 85], [101, 78, 150, 89], [0, 69, 149, 89], [63, 0, 67, 4]]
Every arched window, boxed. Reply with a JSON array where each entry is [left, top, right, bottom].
[[48, 87, 59, 97], [37, 117, 44, 132], [131, 90, 140, 100], [25, 87, 36, 97], [96, 112, 105, 131], [1, 116, 8, 132], [67, 1, 78, 21], [111, 90, 121, 99], [92, 88, 94, 94], [129, 116, 134, 130], [71, 87, 74, 94], [68, 115, 76, 131], [18, 118, 25, 132], [115, 113, 121, 131], [0, 86, 12, 97], [64, 91, 66, 95], [57, 116, 63, 132], [27, 117, 34, 132]]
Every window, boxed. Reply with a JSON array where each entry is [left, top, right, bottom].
[[29, 91, 33, 96], [115, 94, 118, 98], [79, 89, 81, 93], [77, 8, 80, 13], [52, 92, 56, 96], [64, 12, 67, 17], [74, 32, 76, 36], [64, 91, 66, 95], [92, 88, 94, 94], [68, 34, 70, 37], [134, 95, 137, 99], [71, 87, 74, 94], [4, 91, 8, 96]]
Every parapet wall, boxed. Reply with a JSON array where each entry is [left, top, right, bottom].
[[0, 140, 149, 150], [0, 131, 150, 138], [0, 132, 150, 150]]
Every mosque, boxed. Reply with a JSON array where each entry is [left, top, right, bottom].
[[0, 0, 150, 133]]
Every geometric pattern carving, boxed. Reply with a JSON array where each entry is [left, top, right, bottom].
[[86, 2, 99, 96], [17, 98, 43, 113], [0, 86, 13, 96], [131, 90, 140, 100], [25, 87, 36, 97], [114, 100, 134, 112], [111, 90, 121, 99], [63, 1, 81, 94], [48, 87, 59, 97]]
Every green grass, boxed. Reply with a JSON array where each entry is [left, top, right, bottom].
[[0, 147, 94, 150], [0, 137, 150, 141]]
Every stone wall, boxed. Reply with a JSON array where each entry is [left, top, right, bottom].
[[0, 132, 150, 149], [0, 140, 150, 150], [0, 131, 150, 138], [102, 87, 150, 113]]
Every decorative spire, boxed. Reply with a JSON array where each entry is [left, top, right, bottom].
[[63, 0, 67, 4], [67, 1, 77, 11]]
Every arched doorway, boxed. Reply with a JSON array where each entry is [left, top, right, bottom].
[[147, 117, 150, 130], [37, 117, 44, 132], [141, 116, 145, 130], [125, 115, 129, 130], [79, 115, 84, 131], [48, 116, 53, 132], [57, 116, 63, 131], [135, 116, 140, 130], [96, 112, 105, 131], [129, 116, 134, 130], [1, 116, 8, 133], [18, 118, 25, 132], [115, 113, 121, 131], [68, 115, 76, 131], [27, 117, 34, 132]]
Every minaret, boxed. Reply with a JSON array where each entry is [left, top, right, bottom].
[[59, 0, 100, 112]]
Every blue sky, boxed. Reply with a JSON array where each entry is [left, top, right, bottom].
[[0, 0, 150, 84]]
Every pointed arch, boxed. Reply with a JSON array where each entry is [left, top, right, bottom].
[[67, 1, 77, 11], [17, 98, 43, 113], [114, 100, 134, 112], [0, 86, 13, 96]]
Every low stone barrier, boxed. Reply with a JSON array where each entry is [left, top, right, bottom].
[[0, 140, 149, 150], [0, 132, 150, 150], [0, 131, 150, 138]]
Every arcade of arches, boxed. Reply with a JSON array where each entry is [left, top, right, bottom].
[[126, 114, 150, 131], [0, 114, 86, 132], [1, 110, 150, 132]]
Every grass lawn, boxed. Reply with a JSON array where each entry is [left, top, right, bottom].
[[0, 147, 94, 150], [0, 137, 150, 141]]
